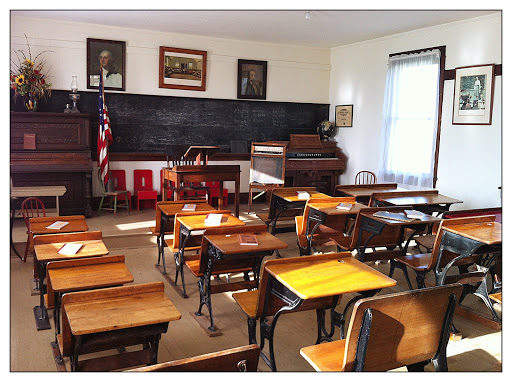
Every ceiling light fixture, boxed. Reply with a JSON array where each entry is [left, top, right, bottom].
[[305, 10, 311, 21]]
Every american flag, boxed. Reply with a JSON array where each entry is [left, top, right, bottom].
[[97, 66, 113, 186]]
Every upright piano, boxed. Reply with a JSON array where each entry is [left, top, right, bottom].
[[10, 112, 93, 216], [268, 134, 347, 195]]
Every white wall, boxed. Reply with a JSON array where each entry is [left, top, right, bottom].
[[11, 15, 331, 196], [330, 13, 502, 209]]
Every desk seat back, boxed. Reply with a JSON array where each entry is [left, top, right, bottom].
[[342, 284, 462, 371], [255, 252, 352, 318], [129, 344, 260, 372], [198, 224, 267, 275], [33, 230, 102, 245], [172, 210, 232, 252]]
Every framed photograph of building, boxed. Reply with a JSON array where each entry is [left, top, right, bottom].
[[237, 59, 267, 100], [87, 38, 126, 91], [335, 105, 353, 127], [452, 64, 495, 125], [159, 46, 207, 91]]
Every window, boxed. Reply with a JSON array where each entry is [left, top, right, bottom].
[[379, 49, 443, 188]]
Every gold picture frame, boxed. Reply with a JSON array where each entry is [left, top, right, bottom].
[[159, 46, 207, 91], [335, 105, 353, 127]]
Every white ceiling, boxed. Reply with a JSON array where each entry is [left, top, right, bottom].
[[11, 9, 499, 49]]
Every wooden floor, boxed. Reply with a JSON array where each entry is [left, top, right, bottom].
[[9, 201, 502, 372]]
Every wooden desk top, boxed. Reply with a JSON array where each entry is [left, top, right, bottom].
[[336, 184, 406, 197], [48, 261, 133, 293], [178, 214, 245, 231], [204, 231, 288, 255], [11, 185, 67, 198], [307, 201, 367, 216], [35, 240, 108, 262], [265, 255, 396, 300], [374, 193, 462, 206], [272, 189, 330, 202], [442, 222, 501, 245], [360, 211, 440, 226], [63, 282, 181, 336], [158, 202, 216, 217], [29, 215, 89, 235]]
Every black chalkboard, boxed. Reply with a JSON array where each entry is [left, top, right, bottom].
[[10, 90, 329, 153]]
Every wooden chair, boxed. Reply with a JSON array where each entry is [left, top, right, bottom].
[[300, 284, 462, 371], [164, 209, 232, 298], [295, 196, 356, 255], [393, 215, 496, 289], [134, 169, 158, 210], [21, 197, 46, 262], [185, 225, 267, 331], [128, 344, 260, 372], [355, 171, 376, 185], [98, 170, 131, 215], [232, 253, 347, 369]]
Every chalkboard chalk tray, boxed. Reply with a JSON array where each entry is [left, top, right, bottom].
[[11, 90, 329, 154]]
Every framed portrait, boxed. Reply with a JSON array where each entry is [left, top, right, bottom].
[[87, 38, 126, 91], [237, 59, 267, 100], [452, 64, 495, 125], [159, 46, 207, 91], [335, 105, 353, 127]]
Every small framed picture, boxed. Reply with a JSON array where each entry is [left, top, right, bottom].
[[159, 46, 207, 91], [452, 64, 495, 125], [87, 38, 126, 91], [237, 59, 267, 100], [335, 105, 353, 127]]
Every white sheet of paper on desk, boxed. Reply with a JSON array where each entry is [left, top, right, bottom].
[[204, 213, 223, 226], [46, 221, 69, 229], [58, 242, 83, 255], [296, 191, 310, 200]]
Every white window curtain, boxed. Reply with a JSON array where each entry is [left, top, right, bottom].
[[378, 50, 441, 188]]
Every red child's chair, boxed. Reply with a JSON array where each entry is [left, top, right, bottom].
[[134, 169, 158, 210], [110, 170, 132, 211], [205, 181, 228, 207]]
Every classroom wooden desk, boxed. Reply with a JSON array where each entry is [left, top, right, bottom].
[[172, 213, 246, 298], [27, 215, 89, 262], [302, 201, 366, 255], [371, 191, 463, 215], [435, 222, 502, 324], [358, 210, 441, 288], [162, 165, 241, 217], [266, 187, 330, 235], [335, 183, 407, 204], [46, 255, 134, 341], [262, 254, 396, 371], [196, 229, 288, 332], [11, 185, 67, 216], [33, 239, 108, 331], [156, 202, 216, 272], [58, 282, 181, 371]]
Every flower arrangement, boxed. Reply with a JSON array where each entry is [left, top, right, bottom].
[[10, 34, 52, 111]]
